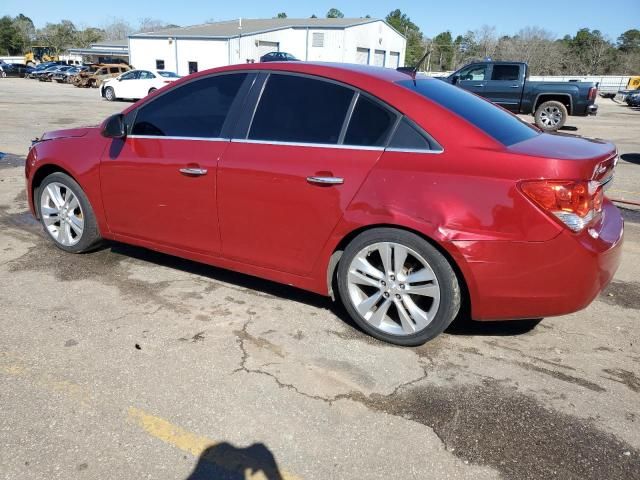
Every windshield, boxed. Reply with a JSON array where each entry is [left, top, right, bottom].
[[158, 71, 179, 78], [397, 78, 539, 146]]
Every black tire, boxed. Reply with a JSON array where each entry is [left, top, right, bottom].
[[534, 100, 568, 132], [148, 87, 157, 94], [337, 228, 461, 346], [104, 86, 116, 101], [36, 172, 102, 253]]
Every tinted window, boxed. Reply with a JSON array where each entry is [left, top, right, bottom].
[[139, 71, 154, 79], [132, 73, 247, 137], [491, 65, 520, 81], [120, 71, 138, 80], [344, 95, 396, 147], [389, 118, 436, 151], [249, 74, 353, 144], [159, 71, 179, 78], [397, 79, 539, 146]]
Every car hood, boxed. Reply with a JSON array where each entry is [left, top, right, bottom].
[[40, 127, 94, 141]]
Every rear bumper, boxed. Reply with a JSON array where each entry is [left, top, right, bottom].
[[454, 200, 623, 320], [586, 104, 598, 115]]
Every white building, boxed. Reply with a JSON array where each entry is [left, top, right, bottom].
[[128, 18, 406, 76]]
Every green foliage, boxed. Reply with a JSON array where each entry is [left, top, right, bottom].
[[276, 12, 287, 19], [617, 29, 640, 53], [0, 15, 24, 55], [326, 8, 344, 19], [385, 9, 424, 66]]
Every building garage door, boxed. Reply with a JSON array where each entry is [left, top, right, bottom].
[[258, 41, 279, 57], [389, 51, 400, 68], [373, 50, 385, 67], [356, 47, 370, 65]]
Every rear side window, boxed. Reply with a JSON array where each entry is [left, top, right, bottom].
[[397, 79, 539, 146], [132, 73, 247, 137], [249, 74, 354, 144], [388, 118, 437, 151], [344, 95, 397, 147], [491, 65, 520, 81]]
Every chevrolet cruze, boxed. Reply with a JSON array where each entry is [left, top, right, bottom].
[[25, 62, 623, 346]]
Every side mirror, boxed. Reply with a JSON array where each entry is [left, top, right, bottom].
[[451, 75, 460, 85], [101, 113, 126, 138], [117, 77, 122, 81]]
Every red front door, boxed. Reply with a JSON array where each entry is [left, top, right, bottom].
[[100, 137, 226, 255], [218, 141, 381, 276]]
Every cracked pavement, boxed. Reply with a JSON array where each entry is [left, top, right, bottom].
[[1, 79, 639, 479]]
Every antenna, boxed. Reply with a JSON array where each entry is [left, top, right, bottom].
[[397, 48, 431, 85]]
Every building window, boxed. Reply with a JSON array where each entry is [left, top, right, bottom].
[[312, 32, 325, 47], [188, 62, 198, 74], [156, 59, 165, 70]]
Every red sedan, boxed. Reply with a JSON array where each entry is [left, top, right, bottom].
[[25, 62, 623, 346]]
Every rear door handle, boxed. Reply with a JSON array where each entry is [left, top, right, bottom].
[[179, 167, 208, 176], [306, 176, 344, 185], [510, 85, 520, 88]]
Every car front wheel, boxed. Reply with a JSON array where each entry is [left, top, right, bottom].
[[37, 172, 102, 253], [337, 228, 461, 346], [104, 86, 116, 101]]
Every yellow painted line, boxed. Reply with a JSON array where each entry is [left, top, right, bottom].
[[128, 407, 302, 480]]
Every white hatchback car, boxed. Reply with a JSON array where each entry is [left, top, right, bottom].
[[101, 69, 180, 101]]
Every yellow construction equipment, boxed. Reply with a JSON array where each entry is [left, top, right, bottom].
[[614, 76, 640, 103], [24, 46, 58, 66]]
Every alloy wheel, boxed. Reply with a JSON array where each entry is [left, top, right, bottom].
[[346, 242, 441, 336], [40, 182, 84, 246], [539, 105, 562, 127]]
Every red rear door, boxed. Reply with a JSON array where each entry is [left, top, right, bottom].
[[218, 73, 398, 276]]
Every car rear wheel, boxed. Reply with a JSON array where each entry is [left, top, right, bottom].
[[104, 86, 116, 101], [337, 228, 461, 346], [37, 172, 102, 253], [148, 87, 157, 94], [534, 100, 567, 132]]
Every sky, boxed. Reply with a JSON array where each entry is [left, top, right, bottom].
[[2, 0, 639, 40]]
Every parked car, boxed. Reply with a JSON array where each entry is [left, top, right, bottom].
[[260, 51, 299, 62], [443, 61, 599, 132], [100, 70, 180, 101], [74, 64, 131, 88], [52, 66, 88, 83], [26, 63, 622, 346], [0, 63, 29, 78], [627, 91, 640, 107], [39, 65, 74, 82], [27, 61, 66, 78]]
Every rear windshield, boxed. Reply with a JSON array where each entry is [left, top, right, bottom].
[[396, 78, 539, 146]]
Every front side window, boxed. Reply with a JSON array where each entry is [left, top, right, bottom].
[[344, 95, 396, 147], [138, 71, 155, 79], [458, 65, 486, 81], [120, 71, 138, 80], [132, 73, 248, 138], [249, 74, 354, 144]]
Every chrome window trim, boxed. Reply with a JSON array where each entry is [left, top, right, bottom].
[[385, 147, 444, 155], [127, 135, 230, 142], [338, 91, 360, 145], [231, 138, 385, 151]]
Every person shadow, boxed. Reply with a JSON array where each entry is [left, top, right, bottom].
[[186, 443, 284, 480]]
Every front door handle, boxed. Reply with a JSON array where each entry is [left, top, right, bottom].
[[306, 176, 344, 185], [179, 167, 208, 176], [472, 84, 484, 87]]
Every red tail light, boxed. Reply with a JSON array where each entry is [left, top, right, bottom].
[[588, 87, 597, 101], [520, 180, 603, 232]]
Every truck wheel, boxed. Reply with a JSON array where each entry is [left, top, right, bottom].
[[534, 100, 567, 132]]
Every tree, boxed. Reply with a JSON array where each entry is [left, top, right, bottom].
[[276, 12, 287, 19], [0, 16, 22, 55], [75, 27, 104, 47], [326, 8, 344, 19], [617, 29, 640, 53], [38, 20, 77, 55], [13, 13, 35, 51], [102, 18, 134, 40], [310, 14, 317, 18], [431, 31, 454, 70], [386, 9, 424, 66]]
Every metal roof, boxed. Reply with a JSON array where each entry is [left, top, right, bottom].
[[129, 18, 392, 39]]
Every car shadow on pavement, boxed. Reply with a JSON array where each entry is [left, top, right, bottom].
[[620, 153, 640, 165], [185, 442, 284, 480], [446, 316, 542, 336], [559, 125, 578, 132]]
